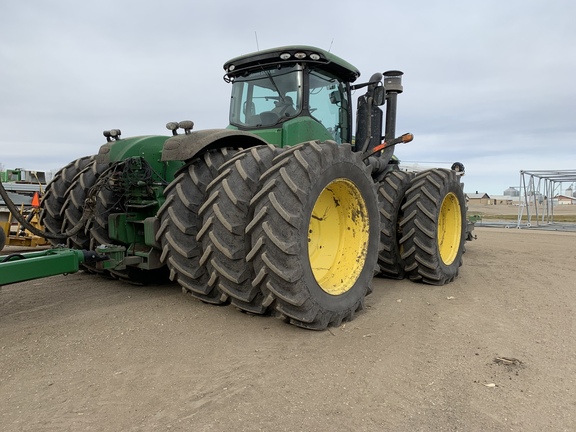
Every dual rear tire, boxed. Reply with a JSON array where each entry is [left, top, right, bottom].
[[40, 156, 96, 245], [159, 142, 380, 330], [156, 149, 238, 303], [197, 145, 281, 314]]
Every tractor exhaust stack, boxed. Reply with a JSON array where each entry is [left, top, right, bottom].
[[383, 70, 404, 145]]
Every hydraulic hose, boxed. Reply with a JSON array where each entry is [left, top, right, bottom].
[[0, 179, 92, 241]]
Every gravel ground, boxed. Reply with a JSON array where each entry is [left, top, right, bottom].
[[1, 227, 575, 431]]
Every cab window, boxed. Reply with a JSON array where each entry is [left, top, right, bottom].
[[308, 70, 350, 144], [230, 66, 302, 127]]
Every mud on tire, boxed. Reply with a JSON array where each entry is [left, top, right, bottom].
[[399, 168, 466, 285], [247, 141, 380, 330], [156, 148, 237, 304], [198, 145, 282, 314]]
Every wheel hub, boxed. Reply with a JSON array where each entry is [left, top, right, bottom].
[[308, 178, 370, 295], [437, 192, 462, 265]]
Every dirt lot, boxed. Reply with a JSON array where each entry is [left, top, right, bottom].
[[1, 226, 575, 431]]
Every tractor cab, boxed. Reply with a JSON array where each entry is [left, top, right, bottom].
[[223, 46, 361, 147]]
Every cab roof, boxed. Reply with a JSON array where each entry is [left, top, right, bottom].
[[223, 45, 361, 83]]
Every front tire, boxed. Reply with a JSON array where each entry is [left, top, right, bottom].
[[248, 141, 380, 330], [399, 168, 466, 285], [376, 170, 414, 279]]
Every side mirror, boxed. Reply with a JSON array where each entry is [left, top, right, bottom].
[[373, 86, 385, 106]]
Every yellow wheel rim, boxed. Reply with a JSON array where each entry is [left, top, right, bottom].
[[437, 192, 462, 265], [308, 178, 370, 295]]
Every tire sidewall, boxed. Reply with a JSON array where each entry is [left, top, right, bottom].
[[436, 172, 467, 275], [377, 170, 414, 278], [298, 158, 379, 312]]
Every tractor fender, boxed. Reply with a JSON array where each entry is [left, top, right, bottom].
[[97, 135, 170, 165], [161, 129, 268, 162]]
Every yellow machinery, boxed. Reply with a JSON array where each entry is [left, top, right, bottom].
[[1, 192, 49, 250]]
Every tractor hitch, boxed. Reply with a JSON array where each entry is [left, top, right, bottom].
[[0, 248, 108, 286]]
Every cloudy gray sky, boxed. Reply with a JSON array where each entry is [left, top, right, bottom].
[[1, 0, 575, 194]]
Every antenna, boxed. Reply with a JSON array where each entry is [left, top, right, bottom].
[[328, 38, 334, 52], [255, 31, 260, 51]]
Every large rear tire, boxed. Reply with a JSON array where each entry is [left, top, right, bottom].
[[248, 141, 380, 330], [399, 168, 466, 285], [40, 156, 95, 245], [157, 148, 237, 304], [198, 145, 281, 314], [88, 164, 125, 250], [376, 170, 414, 279], [61, 161, 106, 249]]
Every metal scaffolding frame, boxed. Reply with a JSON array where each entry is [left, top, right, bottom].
[[516, 170, 576, 228]]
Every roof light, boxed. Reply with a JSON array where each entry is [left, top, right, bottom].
[[280, 52, 291, 60], [309, 53, 320, 60], [178, 120, 194, 134], [228, 64, 235, 72], [166, 120, 194, 136], [294, 52, 306, 59], [103, 129, 121, 142], [166, 122, 179, 136]]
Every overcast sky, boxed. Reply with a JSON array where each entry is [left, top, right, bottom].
[[1, 0, 575, 194]]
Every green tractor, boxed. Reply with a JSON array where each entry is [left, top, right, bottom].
[[37, 45, 467, 329]]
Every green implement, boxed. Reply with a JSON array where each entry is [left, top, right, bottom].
[[0, 248, 105, 286]]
